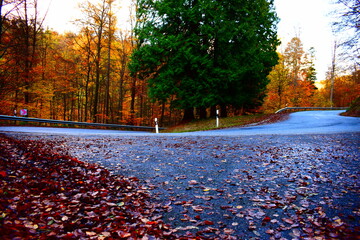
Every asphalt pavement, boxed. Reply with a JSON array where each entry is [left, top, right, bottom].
[[2, 110, 359, 238], [0, 110, 359, 136]]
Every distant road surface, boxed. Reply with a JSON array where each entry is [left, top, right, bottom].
[[0, 110, 359, 136]]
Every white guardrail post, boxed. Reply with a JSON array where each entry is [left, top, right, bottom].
[[154, 118, 159, 134]]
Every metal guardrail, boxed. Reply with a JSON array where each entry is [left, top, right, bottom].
[[0, 115, 165, 131], [275, 107, 349, 114]]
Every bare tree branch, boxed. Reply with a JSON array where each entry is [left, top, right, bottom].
[[333, 0, 360, 64]]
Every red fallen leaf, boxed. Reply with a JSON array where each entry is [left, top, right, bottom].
[[195, 215, 201, 220], [146, 221, 157, 225], [204, 220, 214, 225], [0, 170, 7, 177], [63, 233, 75, 238], [263, 216, 271, 222], [0, 136, 180, 239]]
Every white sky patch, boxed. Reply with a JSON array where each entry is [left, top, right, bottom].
[[39, 0, 133, 33], [39, 0, 79, 33]]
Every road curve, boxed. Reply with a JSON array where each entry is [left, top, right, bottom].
[[190, 110, 360, 136], [0, 110, 359, 136]]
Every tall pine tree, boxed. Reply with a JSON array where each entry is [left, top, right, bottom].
[[129, 0, 279, 121]]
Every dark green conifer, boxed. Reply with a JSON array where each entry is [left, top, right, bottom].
[[129, 0, 280, 121]]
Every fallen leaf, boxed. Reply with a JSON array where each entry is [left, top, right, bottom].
[[204, 220, 214, 225], [292, 228, 301, 237], [282, 218, 294, 225], [86, 231, 97, 236], [0, 170, 7, 177], [188, 180, 198, 185], [224, 228, 235, 234]]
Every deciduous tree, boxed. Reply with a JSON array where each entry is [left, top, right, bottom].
[[263, 37, 318, 112], [263, 54, 290, 110], [320, 68, 360, 107], [0, 0, 45, 115]]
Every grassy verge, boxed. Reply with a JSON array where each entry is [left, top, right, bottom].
[[164, 113, 289, 133], [341, 97, 360, 117]]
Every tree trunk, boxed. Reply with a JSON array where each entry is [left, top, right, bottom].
[[104, 2, 112, 123], [220, 104, 227, 118], [105, 43, 111, 123], [91, 0, 107, 123], [118, 75, 124, 121], [197, 107, 207, 119], [160, 101, 166, 124], [93, 61, 100, 122], [63, 94, 67, 120], [117, 38, 127, 122], [210, 106, 217, 118], [182, 107, 194, 122], [77, 92, 82, 122], [93, 24, 104, 123], [129, 76, 137, 124]]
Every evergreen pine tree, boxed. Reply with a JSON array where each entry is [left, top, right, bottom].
[[129, 0, 279, 121]]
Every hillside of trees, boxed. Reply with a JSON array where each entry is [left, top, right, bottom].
[[0, 0, 359, 127]]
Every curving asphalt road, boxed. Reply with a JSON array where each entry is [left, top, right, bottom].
[[2, 110, 360, 238], [196, 110, 360, 136], [0, 110, 359, 136]]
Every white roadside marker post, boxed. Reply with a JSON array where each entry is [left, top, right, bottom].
[[155, 118, 159, 134], [216, 110, 219, 128]]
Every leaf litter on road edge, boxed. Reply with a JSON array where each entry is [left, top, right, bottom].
[[0, 134, 179, 239]]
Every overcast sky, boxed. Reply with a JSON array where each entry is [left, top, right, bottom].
[[39, 0, 339, 81]]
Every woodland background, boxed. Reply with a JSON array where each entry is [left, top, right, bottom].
[[0, 0, 359, 127]]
